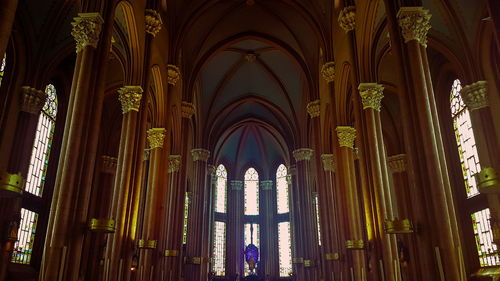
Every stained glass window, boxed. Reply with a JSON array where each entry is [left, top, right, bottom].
[[244, 168, 259, 215], [211, 221, 227, 276], [244, 223, 260, 276], [471, 208, 500, 266], [11, 208, 38, 264], [278, 222, 292, 277], [313, 192, 321, 246], [0, 54, 5, 86], [183, 193, 190, 244], [215, 165, 227, 213], [276, 164, 289, 214]]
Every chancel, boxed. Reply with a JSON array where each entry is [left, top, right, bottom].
[[0, 0, 499, 281]]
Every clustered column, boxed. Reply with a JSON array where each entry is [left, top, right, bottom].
[[259, 180, 277, 279], [226, 180, 244, 279]]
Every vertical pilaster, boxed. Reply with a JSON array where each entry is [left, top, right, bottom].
[[227, 180, 244, 279]]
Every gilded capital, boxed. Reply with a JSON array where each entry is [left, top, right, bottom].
[[320, 154, 335, 172], [336, 126, 356, 149], [321, 61, 335, 82], [387, 154, 407, 173], [397, 7, 431, 47], [358, 83, 384, 111], [460, 81, 488, 111], [191, 149, 210, 162], [147, 128, 166, 149], [229, 180, 244, 191], [101, 155, 117, 174], [260, 180, 273, 191], [118, 86, 143, 114], [338, 6, 356, 32], [20, 86, 47, 114], [181, 101, 196, 118], [145, 9, 162, 37], [168, 155, 181, 173], [293, 148, 314, 162], [167, 64, 181, 85], [71, 13, 104, 53], [306, 100, 320, 118]]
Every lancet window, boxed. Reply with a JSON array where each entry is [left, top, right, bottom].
[[211, 164, 228, 276], [276, 164, 292, 277]]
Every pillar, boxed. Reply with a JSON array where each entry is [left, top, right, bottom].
[[259, 180, 277, 279], [227, 180, 244, 279]]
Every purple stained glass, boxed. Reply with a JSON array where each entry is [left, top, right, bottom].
[[245, 244, 259, 263]]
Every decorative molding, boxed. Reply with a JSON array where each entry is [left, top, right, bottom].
[[293, 148, 314, 162], [164, 250, 179, 257], [207, 164, 216, 177], [20, 86, 47, 114], [387, 154, 407, 173], [320, 61, 335, 82], [345, 239, 364, 250], [168, 155, 181, 173], [384, 219, 414, 234], [320, 154, 335, 172], [306, 100, 320, 118], [397, 7, 431, 47], [181, 101, 196, 118], [338, 6, 356, 32], [229, 180, 244, 191], [88, 218, 115, 233], [0, 172, 23, 197], [245, 51, 257, 62], [147, 128, 166, 149], [118, 86, 143, 114], [460, 81, 488, 111], [71, 13, 104, 53], [191, 149, 210, 162], [145, 9, 162, 37], [144, 149, 150, 161], [167, 64, 181, 85], [138, 239, 157, 249], [358, 83, 384, 111], [259, 180, 273, 191], [101, 156, 117, 174], [476, 167, 500, 194], [336, 126, 356, 149]]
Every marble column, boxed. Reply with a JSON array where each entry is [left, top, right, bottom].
[[227, 180, 244, 279]]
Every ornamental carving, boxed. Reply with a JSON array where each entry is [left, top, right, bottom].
[[293, 148, 314, 162], [101, 155, 117, 174], [307, 100, 320, 118], [321, 154, 335, 172], [460, 81, 488, 111], [118, 86, 143, 114], [358, 83, 384, 111], [229, 180, 244, 190], [321, 61, 335, 82], [20, 86, 47, 114], [191, 149, 210, 162], [336, 126, 356, 149], [147, 128, 166, 149], [260, 180, 273, 191], [387, 154, 407, 173], [145, 9, 162, 37], [338, 6, 356, 32], [168, 155, 181, 173], [397, 7, 431, 47], [71, 13, 104, 53], [181, 101, 196, 118], [167, 64, 181, 85]]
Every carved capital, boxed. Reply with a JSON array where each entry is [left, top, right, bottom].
[[307, 100, 320, 118], [358, 83, 384, 111], [168, 155, 181, 173], [460, 81, 488, 111], [397, 7, 431, 47], [167, 64, 181, 85], [387, 154, 407, 173], [101, 155, 117, 174], [191, 149, 210, 162], [181, 101, 196, 118], [321, 154, 335, 172], [118, 86, 143, 114], [145, 9, 162, 37], [229, 180, 244, 190], [321, 61, 335, 82], [338, 6, 356, 32], [71, 13, 104, 53], [336, 126, 356, 149], [20, 86, 47, 114], [260, 180, 273, 191], [293, 148, 314, 162], [147, 128, 166, 149]]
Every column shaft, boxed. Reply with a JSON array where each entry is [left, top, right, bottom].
[[227, 180, 244, 279]]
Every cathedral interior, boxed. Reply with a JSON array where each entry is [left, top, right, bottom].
[[0, 0, 499, 280]]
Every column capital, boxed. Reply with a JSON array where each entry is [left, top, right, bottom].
[[338, 6, 356, 32], [118, 86, 143, 114], [147, 128, 166, 149], [358, 83, 384, 111], [460, 80, 488, 111], [287, 165, 297, 176], [397, 7, 431, 47], [167, 64, 181, 85], [336, 126, 356, 149], [191, 149, 210, 162], [20, 86, 47, 114], [306, 100, 320, 118], [229, 180, 244, 190], [293, 148, 314, 162], [145, 9, 162, 37], [320, 154, 335, 172], [387, 154, 407, 173], [320, 61, 335, 82], [168, 155, 181, 173], [260, 180, 273, 191], [101, 155, 117, 174], [181, 101, 196, 118], [71, 13, 104, 53], [207, 164, 216, 176]]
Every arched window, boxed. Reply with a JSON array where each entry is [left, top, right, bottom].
[[12, 84, 58, 264], [276, 164, 292, 277], [244, 167, 259, 276], [211, 164, 228, 276], [450, 79, 499, 266]]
